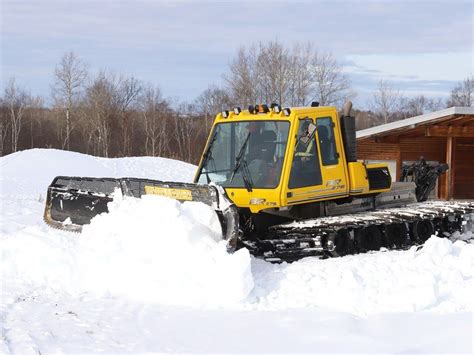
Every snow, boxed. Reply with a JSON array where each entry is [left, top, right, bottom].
[[1, 149, 473, 354], [77, 195, 253, 306], [252, 240, 473, 316]]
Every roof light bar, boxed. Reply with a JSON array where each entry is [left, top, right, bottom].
[[257, 104, 269, 113]]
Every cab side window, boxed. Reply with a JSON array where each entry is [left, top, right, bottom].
[[317, 117, 339, 166], [289, 119, 323, 189]]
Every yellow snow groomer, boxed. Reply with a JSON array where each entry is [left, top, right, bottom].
[[44, 102, 473, 261]]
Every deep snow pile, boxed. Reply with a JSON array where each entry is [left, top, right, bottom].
[[2, 194, 253, 306], [252, 237, 474, 315], [1, 149, 253, 307], [76, 195, 253, 305], [1, 149, 473, 316]]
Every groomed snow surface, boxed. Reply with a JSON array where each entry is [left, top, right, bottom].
[[1, 149, 473, 354]]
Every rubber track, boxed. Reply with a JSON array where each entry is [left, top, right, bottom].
[[244, 201, 474, 262]]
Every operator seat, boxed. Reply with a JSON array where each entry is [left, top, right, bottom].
[[259, 130, 277, 163], [317, 125, 336, 164], [248, 130, 278, 187]]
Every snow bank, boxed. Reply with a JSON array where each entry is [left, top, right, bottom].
[[0, 148, 196, 199], [2, 194, 253, 307], [76, 194, 253, 305], [1, 149, 253, 307], [251, 236, 474, 316]]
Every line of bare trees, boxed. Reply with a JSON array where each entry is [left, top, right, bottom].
[[1, 42, 472, 161], [357, 76, 473, 129], [197, 41, 473, 131], [0, 53, 209, 163], [224, 41, 354, 108]]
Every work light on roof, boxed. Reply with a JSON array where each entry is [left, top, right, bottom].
[[273, 104, 282, 113], [233, 107, 241, 115], [257, 104, 269, 113], [283, 108, 291, 116], [221, 110, 229, 118]]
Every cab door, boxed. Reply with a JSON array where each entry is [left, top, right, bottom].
[[315, 114, 348, 197], [283, 113, 349, 206]]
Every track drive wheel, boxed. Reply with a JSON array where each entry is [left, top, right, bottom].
[[327, 229, 352, 257], [355, 225, 382, 252], [384, 223, 408, 248], [411, 219, 434, 243]]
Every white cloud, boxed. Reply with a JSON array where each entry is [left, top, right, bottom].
[[346, 52, 472, 82]]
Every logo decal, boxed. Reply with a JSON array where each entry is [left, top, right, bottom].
[[144, 186, 193, 201]]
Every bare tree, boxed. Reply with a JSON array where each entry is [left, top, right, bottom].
[[254, 41, 291, 105], [196, 85, 232, 132], [4, 78, 30, 153], [447, 75, 473, 107], [425, 97, 444, 112], [287, 43, 313, 106], [309, 51, 353, 107], [0, 97, 10, 156], [402, 95, 427, 117], [226, 41, 299, 106], [225, 46, 258, 106], [53, 52, 88, 150], [172, 102, 199, 162], [26, 96, 44, 148], [112, 75, 142, 156], [401, 95, 444, 117], [84, 72, 114, 157], [141, 85, 170, 157], [370, 79, 402, 124], [225, 41, 353, 108]]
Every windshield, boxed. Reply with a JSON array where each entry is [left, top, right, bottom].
[[197, 120, 290, 188]]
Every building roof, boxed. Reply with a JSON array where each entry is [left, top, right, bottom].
[[356, 106, 474, 140]]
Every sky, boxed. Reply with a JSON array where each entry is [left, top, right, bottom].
[[1, 0, 473, 108]]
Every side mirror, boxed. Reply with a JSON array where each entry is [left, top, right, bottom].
[[300, 122, 317, 145]]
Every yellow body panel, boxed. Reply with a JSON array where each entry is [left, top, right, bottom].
[[347, 162, 370, 195], [225, 188, 281, 213], [193, 106, 391, 212]]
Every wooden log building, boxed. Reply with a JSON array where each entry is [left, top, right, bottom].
[[356, 107, 474, 200]]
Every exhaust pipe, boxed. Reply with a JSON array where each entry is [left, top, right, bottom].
[[340, 101, 357, 162]]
